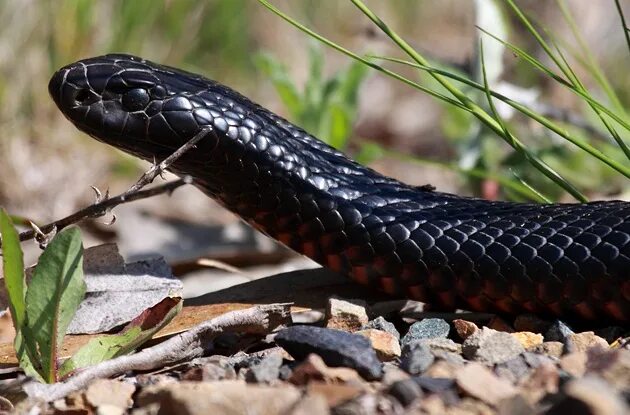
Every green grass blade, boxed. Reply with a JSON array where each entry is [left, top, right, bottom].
[[479, 41, 586, 201], [557, 0, 627, 116], [478, 27, 630, 134], [356, 142, 548, 202], [25, 227, 86, 383], [349, 0, 509, 137], [615, 0, 630, 60], [256, 0, 471, 112], [373, 55, 630, 180]]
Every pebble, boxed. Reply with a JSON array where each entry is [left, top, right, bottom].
[[530, 341, 564, 359], [545, 320, 574, 342], [462, 327, 525, 365], [547, 377, 629, 415], [275, 325, 383, 380], [519, 362, 560, 404], [412, 376, 454, 393], [566, 331, 608, 353], [305, 381, 364, 407], [522, 351, 555, 369], [363, 316, 400, 340], [388, 379, 423, 407], [559, 351, 587, 378], [495, 355, 531, 384], [511, 331, 544, 349], [585, 348, 630, 390], [400, 342, 434, 375], [356, 329, 401, 361], [452, 319, 479, 340], [246, 351, 283, 383], [401, 318, 450, 349], [419, 337, 461, 355], [325, 297, 369, 332], [289, 354, 364, 385], [455, 362, 517, 406]]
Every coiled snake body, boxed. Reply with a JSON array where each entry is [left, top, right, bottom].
[[49, 54, 630, 322]]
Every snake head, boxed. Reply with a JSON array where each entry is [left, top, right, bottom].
[[48, 53, 218, 161]]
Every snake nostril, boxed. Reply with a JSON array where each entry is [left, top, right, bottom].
[[74, 88, 93, 106]]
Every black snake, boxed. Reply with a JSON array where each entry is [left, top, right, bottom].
[[48, 54, 630, 323]]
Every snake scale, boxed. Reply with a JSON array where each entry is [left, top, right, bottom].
[[48, 54, 630, 323]]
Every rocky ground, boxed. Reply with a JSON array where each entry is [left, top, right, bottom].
[[3, 291, 628, 415]]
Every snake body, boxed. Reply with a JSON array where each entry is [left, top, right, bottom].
[[49, 54, 630, 322]]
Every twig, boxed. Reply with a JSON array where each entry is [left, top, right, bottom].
[[3, 127, 214, 247], [125, 126, 213, 195], [17, 177, 192, 243], [23, 303, 292, 401]]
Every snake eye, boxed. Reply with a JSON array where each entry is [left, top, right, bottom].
[[122, 88, 150, 111]]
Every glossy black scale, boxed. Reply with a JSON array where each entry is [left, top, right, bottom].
[[49, 54, 630, 322]]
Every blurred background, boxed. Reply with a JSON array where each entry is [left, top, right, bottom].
[[1, 0, 629, 295]]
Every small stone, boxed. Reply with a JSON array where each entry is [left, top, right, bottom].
[[325, 297, 369, 332], [85, 379, 135, 409], [547, 377, 628, 415], [400, 342, 435, 375], [452, 319, 479, 340], [419, 337, 461, 355], [96, 405, 124, 415], [381, 362, 410, 386], [453, 398, 495, 415], [566, 332, 608, 353], [530, 341, 564, 359], [456, 362, 517, 406], [363, 316, 400, 339], [401, 318, 450, 349], [306, 381, 364, 408], [182, 362, 237, 382], [513, 314, 550, 334], [389, 379, 423, 407], [522, 351, 555, 369], [275, 325, 383, 380], [511, 331, 544, 349], [586, 347, 630, 390], [462, 327, 525, 365], [356, 329, 401, 361], [495, 355, 531, 384], [545, 320, 574, 342], [497, 395, 536, 415], [487, 316, 514, 332], [333, 393, 403, 415], [519, 363, 560, 405], [559, 351, 587, 378], [289, 354, 364, 385], [413, 376, 454, 393], [418, 394, 447, 415], [424, 359, 461, 378], [136, 381, 301, 415], [246, 351, 283, 383], [289, 392, 329, 415]]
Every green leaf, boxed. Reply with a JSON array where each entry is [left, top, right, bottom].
[[25, 227, 85, 383], [0, 209, 42, 381], [326, 103, 352, 150], [0, 209, 26, 330], [253, 53, 303, 119], [59, 297, 182, 377]]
